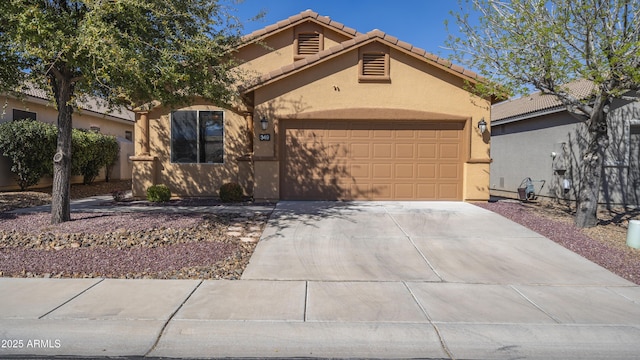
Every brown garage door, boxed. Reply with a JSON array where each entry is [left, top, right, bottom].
[[281, 120, 465, 200]]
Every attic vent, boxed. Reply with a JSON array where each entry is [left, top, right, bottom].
[[362, 53, 386, 76], [297, 33, 320, 55]]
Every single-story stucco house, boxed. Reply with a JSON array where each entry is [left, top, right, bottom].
[[490, 79, 640, 207], [0, 85, 135, 191], [131, 10, 495, 201]]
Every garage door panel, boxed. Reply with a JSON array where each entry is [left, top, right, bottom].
[[326, 142, 348, 159], [351, 184, 371, 199], [439, 143, 461, 160], [372, 163, 393, 179], [282, 120, 464, 200], [350, 163, 370, 178], [438, 184, 460, 200], [440, 129, 463, 139], [395, 183, 415, 199], [417, 129, 437, 139], [417, 184, 436, 199], [373, 129, 393, 138], [395, 143, 415, 158], [371, 183, 392, 199], [350, 143, 370, 158], [417, 164, 437, 180], [395, 164, 414, 179], [373, 143, 393, 158], [439, 164, 461, 180], [418, 144, 437, 159]]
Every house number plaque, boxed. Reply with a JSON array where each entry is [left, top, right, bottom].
[[259, 134, 271, 141]]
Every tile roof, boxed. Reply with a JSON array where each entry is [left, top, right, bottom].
[[492, 79, 595, 122], [241, 9, 362, 45], [18, 83, 134, 122], [242, 27, 481, 92]]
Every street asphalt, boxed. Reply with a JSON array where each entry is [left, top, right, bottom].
[[1, 199, 639, 359]]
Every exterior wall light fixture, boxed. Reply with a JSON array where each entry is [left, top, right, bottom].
[[260, 117, 269, 131], [477, 118, 487, 134]]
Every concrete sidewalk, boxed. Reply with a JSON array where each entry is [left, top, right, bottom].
[[1, 201, 640, 359]]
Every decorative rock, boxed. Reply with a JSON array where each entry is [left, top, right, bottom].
[[227, 226, 244, 232], [226, 231, 242, 237], [240, 237, 258, 243]]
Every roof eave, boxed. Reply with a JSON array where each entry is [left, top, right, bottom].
[[492, 106, 566, 125], [238, 11, 360, 50]]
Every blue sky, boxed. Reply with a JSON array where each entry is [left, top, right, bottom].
[[231, 0, 468, 58]]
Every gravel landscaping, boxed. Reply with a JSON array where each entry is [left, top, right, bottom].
[[0, 181, 271, 279]]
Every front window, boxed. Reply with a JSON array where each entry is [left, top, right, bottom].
[[171, 110, 224, 164], [13, 109, 37, 121]]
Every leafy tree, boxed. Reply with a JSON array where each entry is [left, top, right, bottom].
[[0, 0, 245, 223], [0, 119, 57, 190], [448, 0, 640, 227]]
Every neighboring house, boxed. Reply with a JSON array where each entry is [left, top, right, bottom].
[[490, 79, 640, 207], [1, 85, 135, 191], [131, 10, 494, 201]]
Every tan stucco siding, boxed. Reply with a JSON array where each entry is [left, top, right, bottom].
[[2, 97, 133, 138], [252, 47, 491, 201], [143, 104, 252, 197], [237, 29, 295, 77], [237, 26, 354, 79]]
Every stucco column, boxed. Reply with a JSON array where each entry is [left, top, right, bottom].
[[245, 111, 254, 151], [130, 111, 156, 198], [137, 111, 150, 156]]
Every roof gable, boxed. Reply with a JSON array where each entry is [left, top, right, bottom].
[[240, 9, 360, 48], [241, 28, 481, 93]]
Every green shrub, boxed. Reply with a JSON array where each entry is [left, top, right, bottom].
[[74, 131, 119, 184], [147, 184, 171, 202], [219, 182, 243, 202], [0, 119, 56, 190], [0, 119, 120, 189]]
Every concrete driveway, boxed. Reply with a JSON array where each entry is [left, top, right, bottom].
[[243, 201, 630, 285]]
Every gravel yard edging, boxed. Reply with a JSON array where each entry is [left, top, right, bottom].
[[0, 211, 270, 280]]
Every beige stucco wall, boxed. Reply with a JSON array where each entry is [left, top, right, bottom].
[[0, 96, 134, 191], [236, 24, 352, 78], [251, 45, 491, 201], [136, 102, 252, 197]]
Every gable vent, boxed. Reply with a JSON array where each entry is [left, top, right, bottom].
[[297, 33, 320, 55], [362, 53, 386, 76]]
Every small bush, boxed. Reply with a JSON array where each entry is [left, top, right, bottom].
[[219, 182, 243, 202], [146, 184, 171, 202], [0, 119, 56, 190]]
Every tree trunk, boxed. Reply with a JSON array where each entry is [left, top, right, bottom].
[[50, 74, 74, 224], [575, 96, 609, 228]]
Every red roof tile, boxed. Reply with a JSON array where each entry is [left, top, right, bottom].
[[241, 9, 363, 44]]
